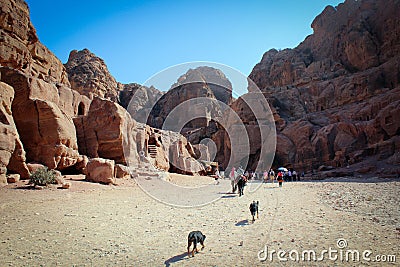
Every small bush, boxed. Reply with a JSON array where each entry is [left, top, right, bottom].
[[29, 167, 56, 186]]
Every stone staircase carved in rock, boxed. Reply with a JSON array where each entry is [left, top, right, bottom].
[[147, 144, 157, 158]]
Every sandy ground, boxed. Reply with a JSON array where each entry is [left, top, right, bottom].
[[0, 174, 399, 266]]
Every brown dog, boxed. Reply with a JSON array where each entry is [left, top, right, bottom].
[[187, 231, 206, 257]]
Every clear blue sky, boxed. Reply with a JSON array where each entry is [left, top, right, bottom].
[[26, 0, 344, 85]]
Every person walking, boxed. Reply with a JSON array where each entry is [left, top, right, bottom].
[[229, 167, 236, 193], [214, 168, 221, 185], [292, 170, 297, 181], [277, 171, 284, 187], [263, 170, 268, 183], [269, 168, 275, 183]]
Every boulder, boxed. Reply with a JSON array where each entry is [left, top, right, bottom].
[[6, 174, 20, 183], [86, 158, 116, 184], [53, 170, 64, 185], [74, 97, 140, 166], [115, 164, 131, 178], [61, 182, 71, 189], [0, 172, 7, 185], [27, 163, 45, 174], [73, 155, 89, 175]]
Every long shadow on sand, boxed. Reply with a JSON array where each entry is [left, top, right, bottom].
[[221, 194, 236, 199], [164, 252, 188, 266], [235, 219, 250, 226]]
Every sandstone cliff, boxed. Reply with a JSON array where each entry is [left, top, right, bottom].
[[146, 66, 233, 131], [0, 0, 204, 184], [121, 83, 164, 123], [243, 0, 400, 174], [0, 0, 70, 86]]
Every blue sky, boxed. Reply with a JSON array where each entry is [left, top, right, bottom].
[[26, 0, 344, 85]]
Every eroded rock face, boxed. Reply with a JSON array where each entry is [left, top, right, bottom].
[[121, 83, 164, 123], [0, 0, 70, 85], [172, 66, 233, 106], [146, 66, 234, 131], [0, 82, 30, 182], [249, 0, 400, 90], [147, 82, 222, 130], [258, 87, 399, 171], [74, 97, 205, 175], [64, 49, 119, 101], [73, 97, 139, 166], [1, 0, 206, 180], [207, 0, 400, 172], [0, 68, 84, 170]]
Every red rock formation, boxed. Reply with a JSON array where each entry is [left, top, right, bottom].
[[0, 68, 89, 170], [120, 83, 164, 123], [64, 49, 120, 101], [211, 0, 400, 173], [0, 0, 70, 85], [172, 66, 233, 106], [86, 158, 116, 184], [0, 0, 205, 181], [1, 0, 91, 175], [0, 82, 30, 183], [146, 67, 234, 131], [74, 97, 205, 175]]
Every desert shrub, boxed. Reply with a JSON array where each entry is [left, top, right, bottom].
[[29, 167, 56, 186]]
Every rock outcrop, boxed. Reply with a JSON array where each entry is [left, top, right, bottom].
[[172, 66, 233, 106], [0, 0, 70, 86], [0, 68, 90, 170], [74, 97, 205, 174], [0, 81, 30, 183], [121, 83, 164, 123], [242, 0, 400, 172], [146, 66, 233, 131], [0, 0, 208, 183], [64, 49, 120, 101], [249, 0, 400, 90]]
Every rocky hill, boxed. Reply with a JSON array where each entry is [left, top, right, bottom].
[[146, 66, 232, 130], [171, 66, 233, 106], [64, 48, 165, 122], [240, 0, 400, 176], [64, 49, 120, 101]]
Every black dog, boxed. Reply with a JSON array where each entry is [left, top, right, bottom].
[[237, 175, 246, 197], [187, 231, 206, 257], [249, 201, 259, 222]]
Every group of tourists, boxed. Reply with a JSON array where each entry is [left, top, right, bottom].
[[262, 168, 303, 187], [212, 166, 304, 192]]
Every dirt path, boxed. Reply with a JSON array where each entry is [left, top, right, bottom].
[[0, 176, 399, 266]]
